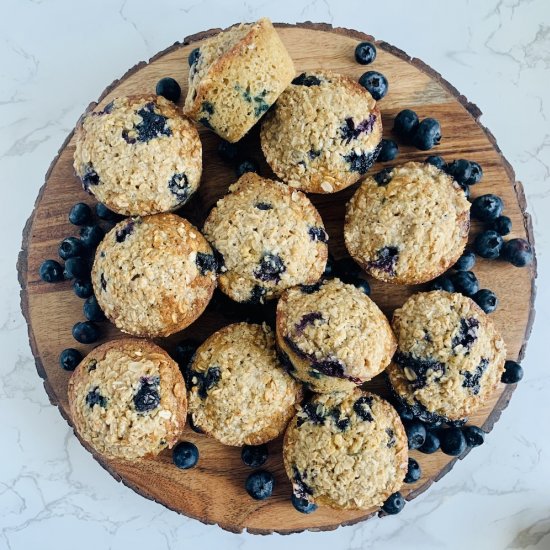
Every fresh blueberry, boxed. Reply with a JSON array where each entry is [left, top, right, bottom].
[[445, 159, 472, 185], [419, 430, 440, 454], [358, 71, 388, 100], [69, 202, 92, 225], [439, 427, 467, 456], [405, 421, 426, 450], [72, 321, 100, 344], [217, 140, 239, 163], [394, 401, 414, 423], [425, 155, 446, 171], [174, 339, 199, 383], [404, 458, 422, 483], [188, 416, 204, 434], [80, 225, 105, 249], [334, 257, 362, 282], [488, 215, 512, 236], [474, 230, 503, 259], [73, 279, 93, 299], [412, 118, 442, 150], [453, 250, 476, 271], [501, 360, 524, 384], [354, 41, 377, 65], [173, 441, 199, 469], [471, 194, 504, 222], [353, 279, 371, 295], [501, 238, 534, 267], [188, 48, 201, 67], [393, 109, 419, 140], [245, 470, 274, 500], [451, 271, 479, 296], [377, 139, 399, 162], [465, 161, 483, 185], [95, 203, 120, 221], [462, 425, 485, 447], [291, 493, 318, 514], [473, 289, 498, 314], [83, 295, 106, 322], [236, 159, 259, 178], [58, 237, 86, 260], [382, 492, 405, 515], [155, 77, 181, 103], [241, 444, 268, 468], [429, 276, 455, 292], [459, 182, 471, 199], [373, 167, 393, 186], [59, 348, 82, 371], [63, 257, 89, 280], [39, 259, 64, 283]]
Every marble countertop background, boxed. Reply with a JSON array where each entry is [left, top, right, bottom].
[[2, 0, 549, 548]]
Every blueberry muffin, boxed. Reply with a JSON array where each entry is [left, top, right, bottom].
[[283, 390, 407, 510], [202, 172, 328, 303], [92, 214, 217, 337], [187, 323, 302, 446], [184, 18, 294, 142], [68, 339, 186, 460], [276, 278, 396, 393], [73, 95, 201, 216], [260, 71, 383, 193], [344, 162, 470, 285], [387, 291, 506, 422]]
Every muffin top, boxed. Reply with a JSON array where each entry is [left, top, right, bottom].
[[260, 71, 382, 193], [202, 172, 328, 303], [74, 95, 202, 215], [345, 162, 470, 284], [387, 291, 506, 421], [92, 213, 217, 337]]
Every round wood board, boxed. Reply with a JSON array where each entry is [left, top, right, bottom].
[[18, 22, 536, 534]]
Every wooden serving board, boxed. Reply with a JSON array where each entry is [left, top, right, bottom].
[[17, 22, 536, 534]]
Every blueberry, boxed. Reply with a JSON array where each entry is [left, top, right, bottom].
[[69, 202, 92, 225], [241, 444, 268, 468], [377, 139, 399, 162], [471, 194, 504, 222], [451, 271, 479, 296], [405, 420, 426, 450], [73, 279, 93, 298], [80, 225, 105, 249], [488, 215, 512, 236], [188, 48, 201, 66], [501, 360, 524, 384], [502, 238, 534, 267], [173, 339, 199, 382], [394, 401, 414, 423], [353, 279, 371, 295], [474, 230, 503, 259], [373, 167, 393, 186], [367, 246, 399, 276], [291, 493, 318, 514], [323, 254, 336, 278], [83, 295, 106, 322], [404, 458, 422, 483], [462, 425, 485, 447], [354, 41, 377, 65], [188, 416, 204, 434], [133, 103, 171, 143], [254, 253, 286, 282], [236, 159, 259, 178], [155, 77, 181, 103], [412, 118, 442, 150], [72, 321, 100, 344], [86, 387, 106, 408], [382, 492, 405, 515], [343, 149, 380, 175], [473, 289, 498, 314], [63, 257, 89, 280], [292, 73, 322, 86], [173, 441, 199, 469], [393, 109, 419, 140], [95, 203, 120, 221], [452, 317, 480, 351], [245, 470, 274, 500], [39, 259, 64, 283], [459, 182, 471, 199], [453, 250, 476, 271], [358, 71, 388, 100], [445, 159, 472, 185], [429, 276, 455, 292], [334, 257, 362, 282], [465, 161, 483, 185], [59, 348, 82, 371], [439, 427, 467, 456], [425, 155, 446, 171], [58, 237, 86, 260], [134, 376, 160, 412], [419, 430, 440, 454], [217, 140, 239, 163]]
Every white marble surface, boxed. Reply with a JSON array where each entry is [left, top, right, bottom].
[[2, 0, 549, 548]]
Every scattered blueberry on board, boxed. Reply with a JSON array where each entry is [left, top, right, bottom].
[[155, 77, 181, 103], [473, 289, 498, 314], [393, 109, 419, 141], [474, 230, 503, 259], [173, 339, 199, 382], [382, 492, 405, 515], [404, 420, 426, 450], [245, 470, 274, 500], [95, 202, 120, 221], [63, 257, 89, 280], [80, 224, 105, 249], [502, 238, 533, 267], [393, 401, 414, 423], [236, 159, 259, 178], [439, 427, 467, 456], [358, 71, 388, 100], [471, 194, 503, 222], [173, 441, 199, 469], [445, 159, 472, 186], [291, 493, 318, 514], [354, 41, 377, 65], [501, 360, 524, 384], [69, 202, 92, 226], [72, 321, 100, 344], [425, 155, 446, 171], [465, 161, 483, 185], [59, 348, 82, 371], [377, 139, 399, 162], [488, 215, 512, 236], [218, 140, 240, 163], [83, 295, 106, 322], [453, 250, 476, 271], [429, 276, 455, 292], [353, 279, 371, 296], [241, 444, 268, 468], [412, 118, 441, 150], [462, 425, 485, 447], [451, 271, 479, 296], [58, 237, 86, 260], [419, 430, 440, 454], [404, 458, 422, 484], [73, 279, 94, 299], [39, 259, 64, 283]]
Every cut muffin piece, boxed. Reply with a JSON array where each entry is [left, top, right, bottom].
[[184, 18, 295, 142]]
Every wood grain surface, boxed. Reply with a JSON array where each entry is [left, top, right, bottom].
[[17, 22, 536, 534]]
